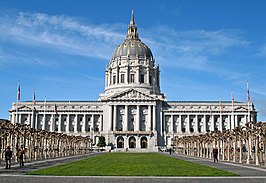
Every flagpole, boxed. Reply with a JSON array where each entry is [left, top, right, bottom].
[[219, 98, 222, 131], [32, 90, 36, 129], [16, 80, 20, 125], [43, 96, 46, 131], [210, 105, 213, 131], [246, 81, 250, 123], [53, 104, 58, 132], [16, 99, 18, 125], [231, 91, 234, 130]]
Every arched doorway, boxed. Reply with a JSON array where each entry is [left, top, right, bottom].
[[129, 136, 136, 148], [140, 136, 148, 148], [117, 136, 124, 148]]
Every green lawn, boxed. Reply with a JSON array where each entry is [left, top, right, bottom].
[[27, 153, 236, 176]]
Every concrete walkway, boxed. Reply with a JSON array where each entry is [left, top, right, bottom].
[[0, 152, 266, 183], [0, 152, 102, 175], [168, 153, 266, 176]]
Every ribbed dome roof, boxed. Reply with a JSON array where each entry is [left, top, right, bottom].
[[111, 10, 153, 61], [112, 39, 153, 60]]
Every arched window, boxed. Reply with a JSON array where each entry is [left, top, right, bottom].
[[117, 136, 124, 148], [140, 136, 148, 148], [129, 136, 136, 148]]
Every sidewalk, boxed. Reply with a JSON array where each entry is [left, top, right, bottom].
[[0, 152, 101, 175], [168, 153, 266, 176]]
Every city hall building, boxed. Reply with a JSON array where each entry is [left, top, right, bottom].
[[9, 11, 257, 151]]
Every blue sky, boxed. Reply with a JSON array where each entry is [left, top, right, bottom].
[[0, 0, 266, 121]]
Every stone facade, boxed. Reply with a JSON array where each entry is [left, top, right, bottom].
[[9, 11, 257, 152]]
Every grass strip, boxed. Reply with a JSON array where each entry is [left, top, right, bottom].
[[27, 153, 236, 176]]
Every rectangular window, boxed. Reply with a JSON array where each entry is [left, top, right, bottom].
[[113, 75, 116, 84], [140, 74, 145, 83], [130, 74, 134, 83], [121, 74, 124, 83]]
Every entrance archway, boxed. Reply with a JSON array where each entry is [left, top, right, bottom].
[[117, 136, 124, 148], [140, 136, 148, 148], [129, 136, 136, 148]]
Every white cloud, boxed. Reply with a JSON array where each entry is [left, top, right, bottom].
[[141, 26, 250, 82], [0, 11, 251, 83], [0, 11, 124, 62]]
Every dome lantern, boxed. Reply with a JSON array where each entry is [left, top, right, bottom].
[[126, 9, 139, 40]]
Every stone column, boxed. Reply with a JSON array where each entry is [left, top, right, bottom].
[[66, 114, 70, 133], [109, 106, 112, 131], [152, 105, 156, 131], [171, 115, 174, 133], [235, 115, 238, 128], [124, 105, 128, 131], [12, 113, 15, 125], [42, 114, 46, 130], [219, 114, 223, 131], [178, 115, 182, 132], [203, 115, 207, 132], [135, 105, 140, 131], [50, 115, 54, 132], [210, 115, 214, 131], [147, 106, 152, 131], [126, 65, 129, 84], [195, 115, 199, 133], [226, 115, 230, 130], [58, 114, 62, 133], [113, 105, 117, 131], [136, 66, 140, 84], [109, 70, 112, 85], [82, 114, 86, 133], [99, 114, 103, 132], [105, 71, 108, 87], [147, 68, 150, 84], [91, 114, 95, 132], [186, 115, 190, 133], [74, 114, 78, 133], [19, 114, 22, 124], [231, 114, 235, 129], [31, 111, 35, 128], [35, 113, 38, 129]]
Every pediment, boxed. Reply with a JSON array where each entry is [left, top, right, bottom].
[[108, 89, 156, 101], [234, 106, 248, 112], [18, 105, 34, 111]]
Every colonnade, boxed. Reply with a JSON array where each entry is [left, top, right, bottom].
[[12, 112, 103, 134], [165, 113, 250, 134], [109, 104, 157, 132], [174, 122, 266, 166], [0, 121, 91, 166]]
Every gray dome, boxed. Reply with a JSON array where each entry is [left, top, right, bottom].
[[112, 39, 153, 60], [111, 10, 153, 61]]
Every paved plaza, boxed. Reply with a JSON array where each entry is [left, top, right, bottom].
[[0, 152, 266, 183]]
